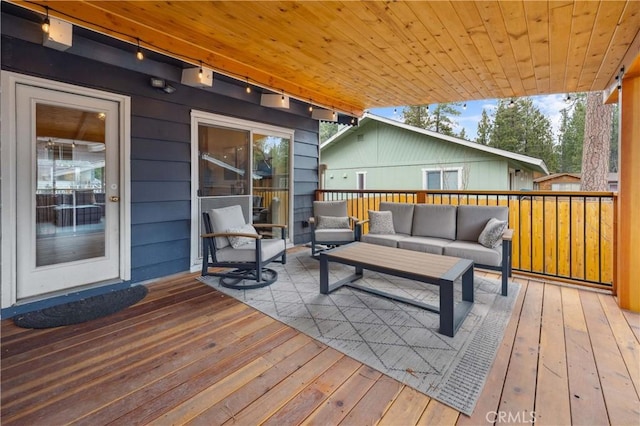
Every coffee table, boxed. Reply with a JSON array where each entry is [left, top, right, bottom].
[[319, 242, 474, 337]]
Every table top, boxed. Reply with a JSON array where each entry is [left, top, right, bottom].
[[323, 242, 472, 281]]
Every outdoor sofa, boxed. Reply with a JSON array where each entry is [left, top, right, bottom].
[[360, 202, 513, 295]]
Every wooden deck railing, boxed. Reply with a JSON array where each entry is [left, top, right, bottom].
[[316, 189, 616, 290]]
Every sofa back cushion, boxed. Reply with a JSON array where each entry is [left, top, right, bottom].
[[379, 202, 415, 235], [457, 205, 509, 242], [412, 204, 457, 240]]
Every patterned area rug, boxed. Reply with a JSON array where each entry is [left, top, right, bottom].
[[198, 250, 519, 415]]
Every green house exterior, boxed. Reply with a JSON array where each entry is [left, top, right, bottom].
[[321, 114, 548, 191]]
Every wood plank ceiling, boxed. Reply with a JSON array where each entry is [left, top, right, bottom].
[[11, 1, 640, 115]]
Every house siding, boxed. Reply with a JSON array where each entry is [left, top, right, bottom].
[[2, 16, 319, 286], [322, 120, 511, 190]]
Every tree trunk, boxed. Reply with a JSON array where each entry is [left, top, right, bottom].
[[581, 91, 612, 191]]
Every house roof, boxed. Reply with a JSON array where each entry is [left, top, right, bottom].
[[533, 172, 582, 183], [321, 113, 550, 175], [8, 1, 640, 115], [534, 172, 619, 183]]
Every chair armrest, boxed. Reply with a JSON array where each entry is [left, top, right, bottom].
[[308, 217, 315, 225], [356, 219, 369, 226], [502, 228, 513, 241], [201, 232, 262, 239]]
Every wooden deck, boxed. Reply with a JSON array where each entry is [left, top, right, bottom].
[[2, 270, 639, 425]]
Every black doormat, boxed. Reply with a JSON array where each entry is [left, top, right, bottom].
[[12, 285, 148, 329]]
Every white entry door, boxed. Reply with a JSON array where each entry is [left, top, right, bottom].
[[15, 84, 121, 299]]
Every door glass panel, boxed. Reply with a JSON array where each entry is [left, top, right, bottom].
[[198, 124, 250, 196], [35, 104, 106, 266], [252, 134, 289, 233]]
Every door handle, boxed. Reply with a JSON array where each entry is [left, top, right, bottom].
[[110, 196, 120, 202]]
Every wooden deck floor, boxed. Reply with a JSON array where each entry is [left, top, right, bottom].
[[2, 271, 639, 425]]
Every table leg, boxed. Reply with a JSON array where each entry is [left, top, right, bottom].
[[439, 279, 454, 337], [462, 265, 474, 303], [320, 253, 329, 294]]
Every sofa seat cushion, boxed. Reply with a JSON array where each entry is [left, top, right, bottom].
[[444, 241, 502, 267], [398, 236, 453, 255], [314, 228, 355, 243], [216, 238, 286, 262], [361, 233, 410, 248]]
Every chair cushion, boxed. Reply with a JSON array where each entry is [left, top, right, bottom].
[[379, 202, 414, 235], [456, 205, 509, 241], [478, 218, 507, 248], [313, 200, 348, 219], [444, 241, 502, 267], [210, 205, 247, 249], [317, 215, 350, 229], [314, 228, 355, 243], [226, 223, 258, 248], [411, 204, 457, 240], [368, 210, 395, 234], [216, 238, 286, 262]]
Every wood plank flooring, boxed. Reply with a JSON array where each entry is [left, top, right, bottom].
[[2, 270, 639, 425]]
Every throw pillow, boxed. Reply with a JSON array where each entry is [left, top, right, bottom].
[[368, 210, 395, 234], [478, 218, 508, 248], [226, 224, 258, 248], [316, 216, 351, 229]]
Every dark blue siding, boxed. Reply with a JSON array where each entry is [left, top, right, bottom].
[[2, 12, 319, 287]]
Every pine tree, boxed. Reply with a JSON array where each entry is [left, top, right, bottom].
[[581, 91, 612, 191], [429, 103, 462, 136], [402, 105, 431, 129], [558, 95, 586, 173], [402, 103, 462, 136], [319, 122, 340, 143], [490, 98, 557, 171], [458, 127, 468, 140], [476, 109, 491, 145], [609, 103, 619, 172]]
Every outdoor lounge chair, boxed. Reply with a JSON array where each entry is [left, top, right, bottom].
[[202, 205, 287, 289], [309, 200, 360, 257]]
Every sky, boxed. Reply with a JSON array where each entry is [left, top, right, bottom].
[[369, 94, 569, 143]]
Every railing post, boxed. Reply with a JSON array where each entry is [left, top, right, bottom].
[[417, 191, 426, 204]]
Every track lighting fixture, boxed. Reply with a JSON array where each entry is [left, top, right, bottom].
[[42, 6, 50, 33], [564, 94, 572, 104], [308, 102, 313, 112], [198, 61, 203, 81], [508, 99, 515, 108], [245, 78, 251, 93], [136, 38, 144, 60], [463, 103, 467, 110]]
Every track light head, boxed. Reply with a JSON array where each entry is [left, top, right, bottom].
[[42, 7, 50, 34]]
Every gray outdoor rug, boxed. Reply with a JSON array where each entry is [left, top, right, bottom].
[[198, 250, 520, 415]]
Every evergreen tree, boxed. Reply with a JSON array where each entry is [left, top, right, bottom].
[[458, 127, 468, 140], [402, 105, 431, 129], [319, 122, 340, 143], [429, 103, 462, 136], [490, 98, 557, 171], [402, 103, 462, 136], [476, 109, 491, 145], [610, 103, 619, 172], [581, 91, 612, 191], [558, 95, 586, 173]]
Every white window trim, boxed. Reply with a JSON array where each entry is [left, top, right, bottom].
[[421, 167, 463, 190], [189, 110, 295, 271], [356, 171, 367, 190], [1, 71, 132, 307]]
